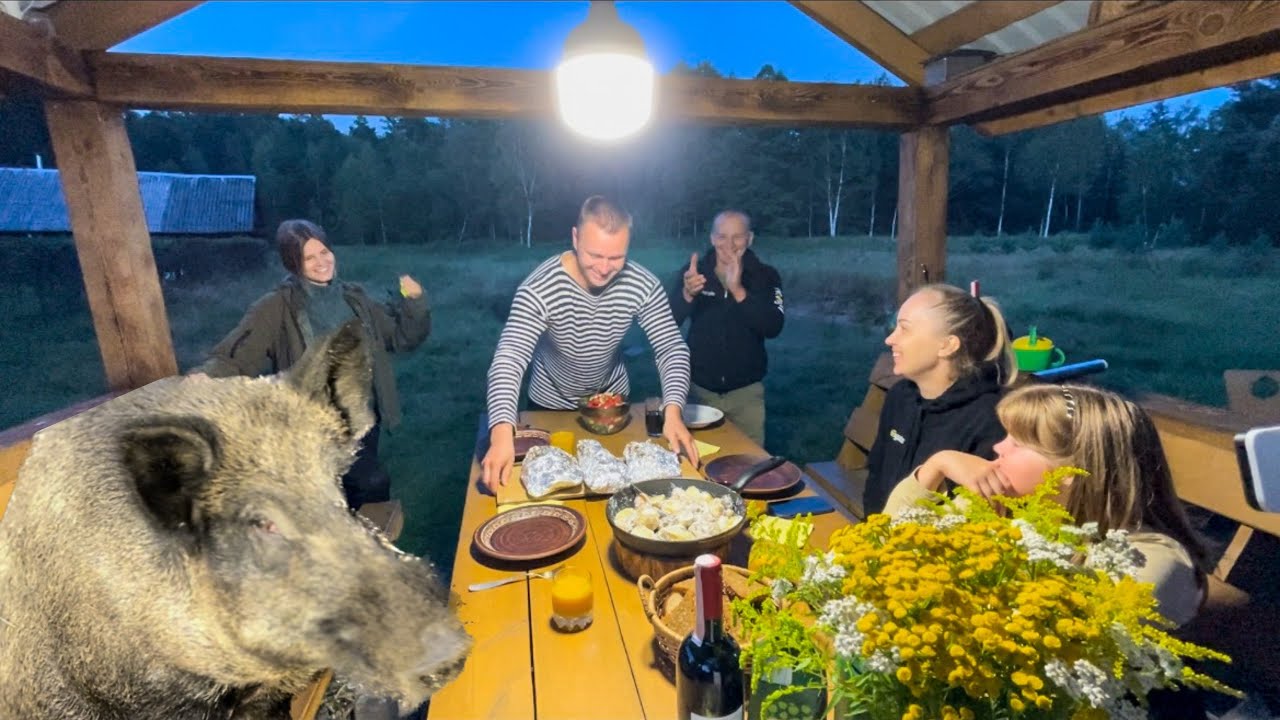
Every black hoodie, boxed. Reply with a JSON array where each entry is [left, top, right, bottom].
[[668, 248, 784, 393], [862, 363, 1006, 514]]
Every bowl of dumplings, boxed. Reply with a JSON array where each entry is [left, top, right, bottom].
[[607, 480, 747, 557], [605, 457, 784, 559]]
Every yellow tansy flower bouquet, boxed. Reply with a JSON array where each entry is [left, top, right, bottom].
[[734, 468, 1238, 720]]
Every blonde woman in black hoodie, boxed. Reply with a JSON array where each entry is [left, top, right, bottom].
[[862, 283, 1016, 514]]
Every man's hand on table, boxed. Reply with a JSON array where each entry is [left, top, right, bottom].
[[663, 404, 699, 468], [481, 423, 516, 493]]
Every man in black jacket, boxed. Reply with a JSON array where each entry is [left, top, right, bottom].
[[669, 210, 784, 446]]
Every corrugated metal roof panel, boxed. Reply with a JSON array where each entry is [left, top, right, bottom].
[[0, 168, 254, 234], [865, 0, 972, 36], [976, 0, 1091, 56], [863, 0, 1091, 57], [0, 168, 69, 232]]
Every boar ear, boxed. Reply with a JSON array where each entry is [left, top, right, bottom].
[[287, 319, 375, 440], [121, 416, 221, 533]]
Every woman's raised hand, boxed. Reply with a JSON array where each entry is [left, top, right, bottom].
[[399, 274, 423, 299]]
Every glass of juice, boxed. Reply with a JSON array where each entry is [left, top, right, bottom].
[[550, 430, 575, 454], [550, 566, 593, 631]]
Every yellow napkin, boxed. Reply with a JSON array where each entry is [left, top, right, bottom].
[[695, 440, 720, 458], [750, 515, 815, 545]]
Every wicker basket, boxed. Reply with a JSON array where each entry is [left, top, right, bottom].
[[636, 563, 754, 671]]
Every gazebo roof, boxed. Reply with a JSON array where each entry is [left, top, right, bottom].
[[2, 1, 1278, 136]]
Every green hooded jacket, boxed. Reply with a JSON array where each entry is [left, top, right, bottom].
[[197, 275, 431, 428]]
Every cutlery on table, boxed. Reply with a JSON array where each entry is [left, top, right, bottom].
[[467, 569, 556, 592]]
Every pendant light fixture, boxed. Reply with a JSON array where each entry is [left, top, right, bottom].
[[555, 1, 654, 141]]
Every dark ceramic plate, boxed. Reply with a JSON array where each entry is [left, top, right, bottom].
[[703, 454, 803, 498], [513, 428, 551, 462], [472, 505, 586, 562]]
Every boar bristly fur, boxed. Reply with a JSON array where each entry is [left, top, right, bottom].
[[0, 322, 471, 719]]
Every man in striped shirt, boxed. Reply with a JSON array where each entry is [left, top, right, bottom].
[[481, 196, 698, 492]]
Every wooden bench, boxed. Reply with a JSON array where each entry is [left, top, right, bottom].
[[1139, 394, 1280, 697], [0, 391, 406, 720], [802, 352, 901, 520]]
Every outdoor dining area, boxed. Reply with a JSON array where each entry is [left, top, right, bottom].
[[429, 404, 849, 720], [4, 1, 1280, 719]]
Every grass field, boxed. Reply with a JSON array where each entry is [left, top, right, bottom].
[[3, 234, 1277, 578]]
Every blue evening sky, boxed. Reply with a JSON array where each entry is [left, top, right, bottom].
[[117, 1, 1228, 132]]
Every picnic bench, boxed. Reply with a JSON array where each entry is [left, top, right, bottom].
[[801, 352, 901, 521], [427, 407, 854, 720]]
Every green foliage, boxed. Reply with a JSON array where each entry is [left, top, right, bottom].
[[1047, 235, 1076, 254], [1115, 223, 1149, 254], [1087, 220, 1116, 250], [1157, 217, 1192, 248]]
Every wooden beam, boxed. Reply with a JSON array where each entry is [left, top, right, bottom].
[[0, 11, 91, 96], [44, 100, 178, 390], [927, 0, 1280, 126], [896, 126, 949, 304], [911, 1, 1064, 56], [44, 0, 202, 50], [89, 53, 924, 128], [977, 49, 1280, 135], [791, 1, 929, 86], [661, 73, 922, 128], [1087, 0, 1163, 26]]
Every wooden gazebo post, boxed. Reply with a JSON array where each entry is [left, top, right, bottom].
[[44, 99, 177, 390], [895, 126, 949, 304]]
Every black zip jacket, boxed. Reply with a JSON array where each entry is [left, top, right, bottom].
[[863, 363, 1006, 514], [668, 248, 784, 393]]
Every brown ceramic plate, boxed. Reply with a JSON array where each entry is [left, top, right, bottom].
[[703, 454, 803, 498], [513, 428, 551, 462], [472, 505, 586, 562]]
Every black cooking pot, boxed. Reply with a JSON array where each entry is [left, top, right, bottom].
[[606, 456, 787, 557]]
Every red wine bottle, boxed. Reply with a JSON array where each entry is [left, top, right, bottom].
[[676, 554, 744, 720]]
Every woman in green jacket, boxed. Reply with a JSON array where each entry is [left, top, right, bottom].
[[196, 219, 431, 508]]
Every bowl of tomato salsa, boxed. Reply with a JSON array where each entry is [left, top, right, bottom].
[[578, 392, 631, 435]]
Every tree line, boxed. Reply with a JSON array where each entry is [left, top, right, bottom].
[[3, 65, 1278, 248]]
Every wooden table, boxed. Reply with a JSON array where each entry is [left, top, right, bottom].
[[427, 408, 855, 720]]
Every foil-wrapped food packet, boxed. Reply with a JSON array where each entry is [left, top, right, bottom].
[[623, 441, 681, 483], [576, 439, 629, 494], [520, 445, 583, 498]]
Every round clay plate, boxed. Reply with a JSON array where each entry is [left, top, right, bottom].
[[681, 404, 725, 429], [703, 454, 803, 498], [472, 505, 586, 562], [513, 428, 551, 462]]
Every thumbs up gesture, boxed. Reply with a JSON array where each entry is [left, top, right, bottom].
[[682, 252, 706, 303]]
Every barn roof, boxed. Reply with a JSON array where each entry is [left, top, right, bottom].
[[0, 167, 255, 234]]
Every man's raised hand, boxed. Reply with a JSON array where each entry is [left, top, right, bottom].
[[682, 252, 706, 302]]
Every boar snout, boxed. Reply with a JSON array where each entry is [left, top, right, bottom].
[[383, 616, 471, 707]]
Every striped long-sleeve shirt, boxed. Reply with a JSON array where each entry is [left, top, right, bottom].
[[486, 254, 691, 428]]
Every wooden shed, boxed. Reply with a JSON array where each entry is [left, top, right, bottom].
[[2, 0, 1279, 715]]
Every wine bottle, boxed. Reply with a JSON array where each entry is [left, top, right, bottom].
[[676, 554, 744, 720]]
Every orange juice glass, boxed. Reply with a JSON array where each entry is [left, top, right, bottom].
[[550, 566, 593, 631], [550, 430, 575, 454]]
